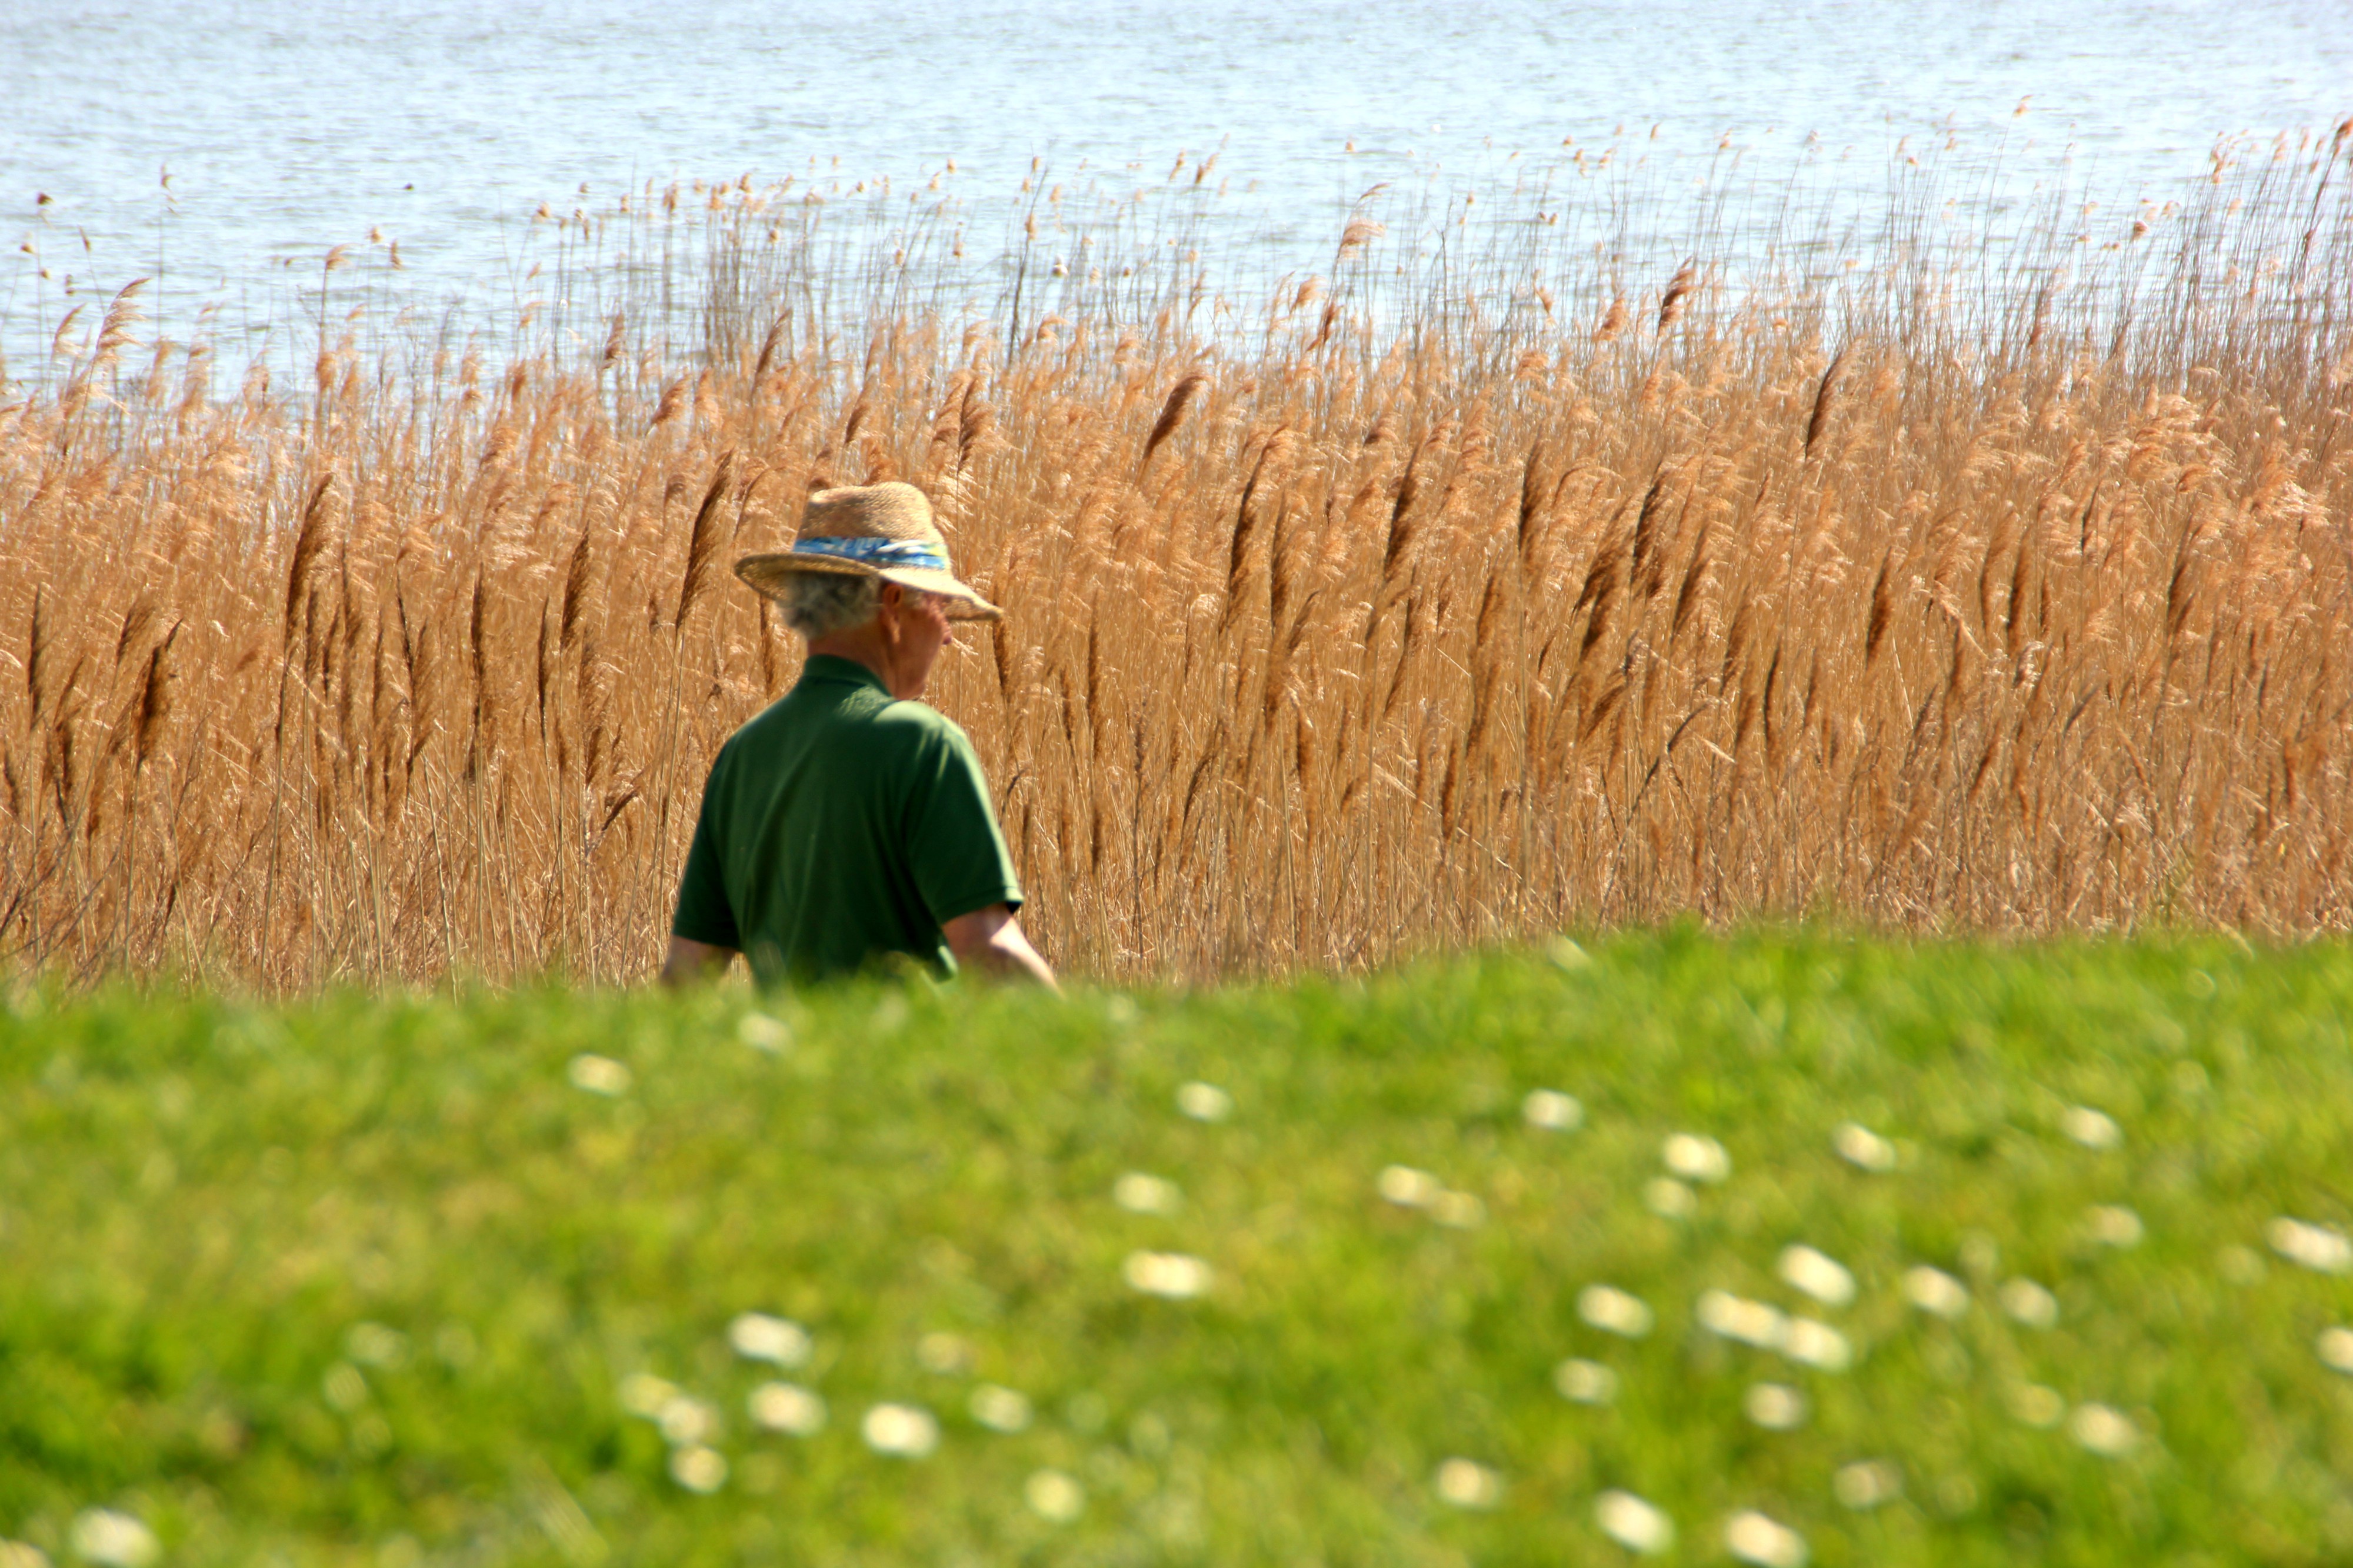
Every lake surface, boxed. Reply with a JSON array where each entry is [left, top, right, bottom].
[[4, 0, 2347, 370]]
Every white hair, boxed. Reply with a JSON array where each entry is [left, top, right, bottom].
[[773, 573, 939, 639]]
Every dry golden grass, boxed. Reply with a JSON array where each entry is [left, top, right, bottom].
[[2, 139, 2350, 986]]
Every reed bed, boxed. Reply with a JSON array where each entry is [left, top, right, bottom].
[[1, 133, 2349, 986]]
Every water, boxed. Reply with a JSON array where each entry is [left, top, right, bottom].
[[4, 0, 2347, 371]]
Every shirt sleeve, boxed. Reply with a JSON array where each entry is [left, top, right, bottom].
[[671, 757, 742, 949], [905, 720, 1025, 926]]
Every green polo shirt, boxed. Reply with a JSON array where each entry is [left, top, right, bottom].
[[671, 655, 1023, 985]]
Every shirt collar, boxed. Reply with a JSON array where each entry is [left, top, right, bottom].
[[802, 653, 892, 695]]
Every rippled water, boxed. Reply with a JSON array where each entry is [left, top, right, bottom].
[[4, 0, 2346, 368]]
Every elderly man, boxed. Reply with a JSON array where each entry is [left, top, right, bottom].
[[661, 481, 1056, 989]]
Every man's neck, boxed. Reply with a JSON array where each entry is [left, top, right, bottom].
[[806, 627, 897, 693]]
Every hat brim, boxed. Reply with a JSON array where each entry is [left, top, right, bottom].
[[735, 552, 1003, 621]]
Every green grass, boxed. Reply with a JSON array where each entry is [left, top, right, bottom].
[[5, 929, 2353, 1567]]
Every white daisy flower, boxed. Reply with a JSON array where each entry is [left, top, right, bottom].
[[748, 1382, 827, 1436], [861, 1403, 940, 1457], [1553, 1357, 1618, 1404], [618, 1373, 678, 1417], [1175, 1082, 1232, 1121], [1431, 1190, 1487, 1229], [1378, 1165, 1441, 1207], [728, 1313, 811, 1367], [1782, 1317, 1852, 1372], [68, 1513, 156, 1568], [1744, 1383, 1807, 1430], [1902, 1266, 1969, 1319], [566, 1053, 631, 1096], [2059, 1105, 2122, 1149], [1578, 1285, 1654, 1337], [1832, 1459, 1902, 1510], [1697, 1290, 1788, 1350], [2269, 1217, 2352, 1274], [1644, 1177, 1696, 1218], [1113, 1172, 1182, 1215], [1997, 1279, 2059, 1328], [1662, 1133, 1731, 1183], [1025, 1469, 1085, 1522], [1435, 1457, 1502, 1509], [1523, 1089, 1584, 1130], [345, 1322, 409, 1367], [916, 1332, 971, 1374], [969, 1384, 1033, 1433], [2068, 1402, 2139, 1456], [668, 1444, 728, 1493], [657, 1394, 717, 1446], [1725, 1509, 1808, 1567], [2007, 1384, 2066, 1427], [737, 1012, 792, 1053], [1124, 1251, 1212, 1299], [2087, 1206, 2144, 1248], [1595, 1490, 1674, 1554], [1832, 1122, 1897, 1172], [1778, 1245, 1855, 1307]]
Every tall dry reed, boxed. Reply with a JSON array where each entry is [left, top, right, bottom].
[[2, 133, 2349, 986]]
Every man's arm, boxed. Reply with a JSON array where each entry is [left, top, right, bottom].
[[661, 935, 738, 987], [942, 904, 1059, 991]]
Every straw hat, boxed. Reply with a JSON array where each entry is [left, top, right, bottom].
[[735, 482, 1001, 620]]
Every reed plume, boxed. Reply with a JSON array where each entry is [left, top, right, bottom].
[[0, 138, 2347, 986]]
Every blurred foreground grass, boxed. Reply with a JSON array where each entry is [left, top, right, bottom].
[[4, 930, 2353, 1567]]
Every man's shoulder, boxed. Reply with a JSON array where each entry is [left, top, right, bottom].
[[719, 684, 974, 766], [871, 695, 966, 735], [718, 693, 801, 754], [868, 698, 979, 759]]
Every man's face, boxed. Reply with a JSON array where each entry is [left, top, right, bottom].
[[882, 584, 955, 698]]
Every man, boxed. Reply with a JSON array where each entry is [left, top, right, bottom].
[[662, 481, 1056, 990]]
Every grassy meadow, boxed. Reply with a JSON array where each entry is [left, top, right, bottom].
[[2, 932, 2352, 1565], [1, 134, 2350, 986], [5, 136, 2353, 1563]]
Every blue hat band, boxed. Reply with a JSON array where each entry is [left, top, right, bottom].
[[791, 536, 950, 572]]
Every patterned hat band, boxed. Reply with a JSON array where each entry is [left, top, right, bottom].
[[790, 536, 950, 572]]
